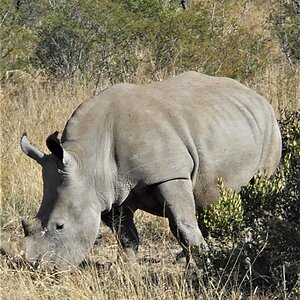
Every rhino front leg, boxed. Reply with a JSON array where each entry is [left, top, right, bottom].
[[155, 179, 208, 268], [102, 207, 139, 262]]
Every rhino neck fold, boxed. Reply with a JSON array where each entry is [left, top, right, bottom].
[[63, 125, 118, 213]]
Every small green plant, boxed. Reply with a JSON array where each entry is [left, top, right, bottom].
[[203, 180, 243, 244]]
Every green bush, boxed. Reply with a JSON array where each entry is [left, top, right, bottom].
[[203, 180, 243, 244], [270, 0, 300, 65], [1, 0, 271, 84], [0, 0, 38, 76]]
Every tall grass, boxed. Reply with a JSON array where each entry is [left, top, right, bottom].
[[250, 63, 300, 115]]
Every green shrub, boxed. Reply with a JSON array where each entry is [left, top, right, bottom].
[[1, 0, 271, 84], [270, 0, 300, 65], [0, 0, 38, 76], [203, 180, 243, 244]]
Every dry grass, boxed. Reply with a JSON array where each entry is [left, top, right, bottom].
[[249, 63, 300, 116], [1, 58, 299, 299]]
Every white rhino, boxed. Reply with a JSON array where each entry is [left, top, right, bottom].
[[1, 72, 281, 268]]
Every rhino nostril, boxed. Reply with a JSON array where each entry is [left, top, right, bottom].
[[56, 223, 64, 230]]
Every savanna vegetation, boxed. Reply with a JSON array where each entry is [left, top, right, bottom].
[[1, 0, 299, 299]]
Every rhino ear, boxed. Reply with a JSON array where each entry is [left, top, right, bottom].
[[20, 133, 45, 165], [46, 131, 63, 161], [46, 132, 74, 167]]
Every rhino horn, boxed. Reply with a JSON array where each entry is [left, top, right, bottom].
[[21, 219, 42, 236]]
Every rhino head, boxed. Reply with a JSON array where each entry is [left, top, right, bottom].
[[1, 133, 101, 268]]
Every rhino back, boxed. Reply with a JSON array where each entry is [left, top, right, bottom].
[[62, 72, 281, 207]]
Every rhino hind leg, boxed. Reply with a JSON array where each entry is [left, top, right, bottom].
[[102, 207, 139, 262], [155, 179, 208, 268]]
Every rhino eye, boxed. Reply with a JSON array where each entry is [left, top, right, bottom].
[[56, 223, 64, 230]]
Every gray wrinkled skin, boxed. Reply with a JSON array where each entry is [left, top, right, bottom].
[[2, 72, 282, 268]]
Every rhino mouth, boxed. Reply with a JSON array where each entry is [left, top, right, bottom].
[[0, 240, 37, 269]]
